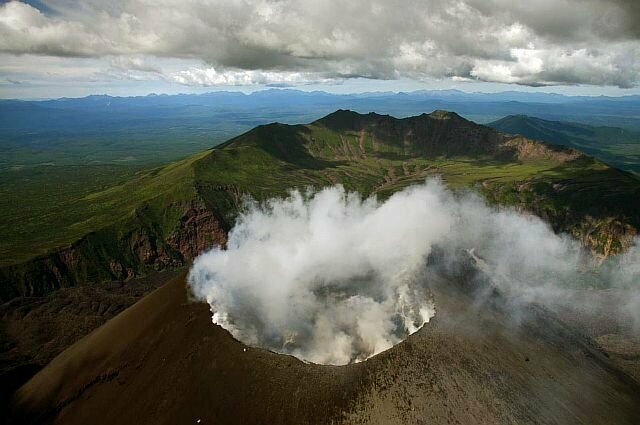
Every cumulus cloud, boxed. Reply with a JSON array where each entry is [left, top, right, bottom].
[[188, 180, 640, 365], [109, 56, 160, 74], [0, 1, 115, 56], [170, 67, 333, 87], [0, 0, 638, 88]]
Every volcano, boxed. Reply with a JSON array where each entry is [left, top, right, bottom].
[[9, 271, 640, 425], [5, 110, 640, 424]]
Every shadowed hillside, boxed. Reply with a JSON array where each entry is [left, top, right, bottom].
[[9, 273, 640, 425], [2, 110, 640, 302], [489, 115, 640, 173]]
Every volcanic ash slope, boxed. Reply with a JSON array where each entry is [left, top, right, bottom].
[[10, 272, 640, 425]]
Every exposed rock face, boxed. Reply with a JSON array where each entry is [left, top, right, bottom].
[[58, 247, 81, 272], [480, 178, 639, 259], [167, 201, 227, 259], [503, 136, 581, 162], [130, 232, 158, 264], [0, 200, 227, 301], [108, 260, 134, 281], [579, 218, 637, 260]]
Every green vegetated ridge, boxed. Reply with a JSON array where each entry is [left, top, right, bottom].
[[0, 152, 219, 300], [489, 115, 640, 173], [2, 110, 639, 300]]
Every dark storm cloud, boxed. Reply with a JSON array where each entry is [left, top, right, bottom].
[[468, 0, 640, 41], [0, 0, 638, 87], [610, 0, 640, 38]]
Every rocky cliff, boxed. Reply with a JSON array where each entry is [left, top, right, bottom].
[[480, 171, 640, 258], [0, 199, 226, 301]]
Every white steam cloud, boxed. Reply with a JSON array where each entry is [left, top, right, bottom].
[[188, 183, 445, 365], [189, 179, 640, 365]]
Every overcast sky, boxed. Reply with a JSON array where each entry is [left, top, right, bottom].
[[1, 0, 639, 98]]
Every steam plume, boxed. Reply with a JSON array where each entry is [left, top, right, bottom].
[[189, 179, 640, 364]]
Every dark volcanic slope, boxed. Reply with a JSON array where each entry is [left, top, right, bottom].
[[0, 271, 180, 405], [11, 274, 640, 425]]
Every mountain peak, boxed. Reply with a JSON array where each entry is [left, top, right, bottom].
[[317, 109, 467, 129], [322, 109, 362, 119], [304, 109, 577, 163], [428, 110, 461, 120], [314, 109, 388, 130]]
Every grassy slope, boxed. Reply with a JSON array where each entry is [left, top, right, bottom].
[[195, 118, 558, 198], [0, 153, 204, 266], [2, 110, 639, 299], [489, 115, 640, 173], [194, 115, 640, 255], [0, 151, 215, 300]]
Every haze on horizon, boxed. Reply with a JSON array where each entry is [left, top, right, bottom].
[[1, 0, 639, 99]]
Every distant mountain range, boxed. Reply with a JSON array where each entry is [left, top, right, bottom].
[[3, 89, 640, 129], [8, 88, 640, 105], [2, 89, 639, 170]]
